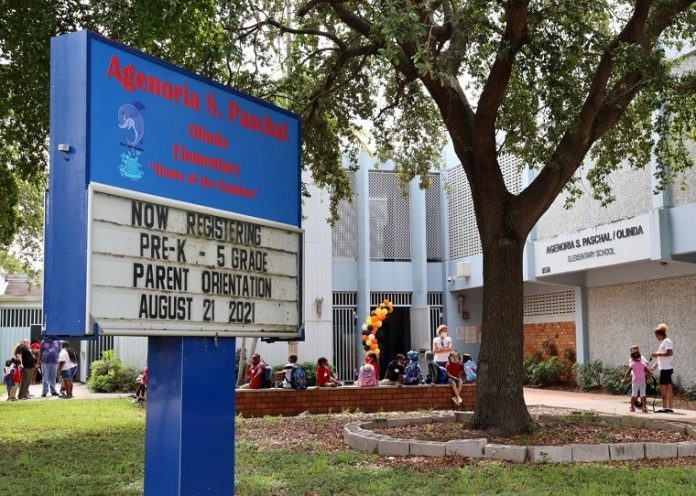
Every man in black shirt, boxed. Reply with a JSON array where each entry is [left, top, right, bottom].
[[380, 354, 406, 386], [16, 339, 36, 399]]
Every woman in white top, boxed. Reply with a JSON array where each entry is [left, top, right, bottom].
[[651, 323, 674, 413], [58, 342, 78, 399], [432, 325, 452, 367]]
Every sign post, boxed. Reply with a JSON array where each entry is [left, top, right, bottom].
[[46, 31, 301, 494]]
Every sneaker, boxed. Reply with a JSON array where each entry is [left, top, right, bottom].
[[664, 408, 674, 413], [451, 396, 459, 406], [629, 406, 635, 412], [41, 394, 47, 397], [642, 408, 649, 413], [655, 409, 666, 413], [51, 392, 60, 396]]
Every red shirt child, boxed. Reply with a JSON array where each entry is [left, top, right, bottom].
[[446, 360, 463, 380], [316, 364, 331, 387], [247, 362, 264, 389]]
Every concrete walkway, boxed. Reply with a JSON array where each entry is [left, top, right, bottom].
[[14, 383, 696, 425], [524, 387, 696, 424], [17, 382, 130, 401]]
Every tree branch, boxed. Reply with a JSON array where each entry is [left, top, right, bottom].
[[518, 0, 696, 235], [475, 0, 530, 152]]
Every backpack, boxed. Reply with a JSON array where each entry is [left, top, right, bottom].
[[262, 365, 273, 388], [356, 364, 378, 387], [464, 361, 477, 382], [290, 367, 308, 390], [436, 365, 449, 384], [403, 360, 421, 385]]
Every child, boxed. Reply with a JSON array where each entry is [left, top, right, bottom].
[[402, 350, 424, 385], [355, 363, 379, 387], [445, 352, 464, 406], [3, 358, 21, 401], [316, 357, 340, 387], [425, 351, 449, 386], [277, 354, 299, 389], [462, 354, 477, 383], [365, 352, 381, 382], [621, 351, 649, 413], [131, 366, 148, 403]]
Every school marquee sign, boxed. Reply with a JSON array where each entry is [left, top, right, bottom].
[[44, 31, 302, 338]]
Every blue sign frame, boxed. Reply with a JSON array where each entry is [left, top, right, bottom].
[[44, 30, 302, 336]]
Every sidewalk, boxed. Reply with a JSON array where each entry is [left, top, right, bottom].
[[17, 382, 129, 401], [524, 387, 696, 424], [14, 383, 696, 425]]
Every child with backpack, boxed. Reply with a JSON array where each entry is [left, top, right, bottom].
[[355, 363, 379, 387], [425, 351, 449, 385], [3, 358, 21, 401], [240, 353, 267, 389], [278, 355, 308, 390], [402, 350, 424, 385]]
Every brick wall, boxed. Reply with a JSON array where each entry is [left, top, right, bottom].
[[523, 321, 576, 358], [235, 384, 477, 417]]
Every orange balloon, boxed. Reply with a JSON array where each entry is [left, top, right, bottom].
[[376, 321, 382, 328], [374, 347, 381, 355]]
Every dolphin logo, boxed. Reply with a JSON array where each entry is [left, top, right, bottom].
[[118, 102, 145, 148]]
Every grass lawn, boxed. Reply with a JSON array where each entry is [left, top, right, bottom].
[[2, 399, 696, 495]]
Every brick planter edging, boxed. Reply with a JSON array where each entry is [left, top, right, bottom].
[[343, 412, 696, 463]]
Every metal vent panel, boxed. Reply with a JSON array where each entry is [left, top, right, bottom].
[[371, 292, 412, 307], [447, 157, 522, 260], [447, 166, 480, 259], [425, 173, 444, 261], [369, 171, 411, 261], [0, 308, 42, 328], [332, 291, 358, 382], [331, 171, 358, 261], [524, 290, 576, 318]]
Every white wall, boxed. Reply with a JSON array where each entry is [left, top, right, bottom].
[[251, 171, 334, 367], [587, 274, 696, 386]]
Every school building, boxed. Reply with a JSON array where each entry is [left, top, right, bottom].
[[3, 55, 696, 388]]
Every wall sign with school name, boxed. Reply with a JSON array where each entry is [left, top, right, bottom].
[[534, 213, 651, 277], [87, 187, 301, 336]]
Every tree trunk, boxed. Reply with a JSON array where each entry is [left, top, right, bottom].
[[470, 234, 535, 436]]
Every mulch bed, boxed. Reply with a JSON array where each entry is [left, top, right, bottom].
[[373, 417, 692, 446], [235, 407, 696, 468]]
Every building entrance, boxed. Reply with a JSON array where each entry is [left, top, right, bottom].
[[377, 307, 411, 378]]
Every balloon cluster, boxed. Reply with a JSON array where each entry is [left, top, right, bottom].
[[361, 299, 394, 355]]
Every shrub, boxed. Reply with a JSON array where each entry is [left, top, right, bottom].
[[601, 365, 632, 395], [685, 383, 696, 401], [527, 356, 565, 386], [522, 352, 543, 384], [87, 350, 140, 393], [574, 360, 604, 391]]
